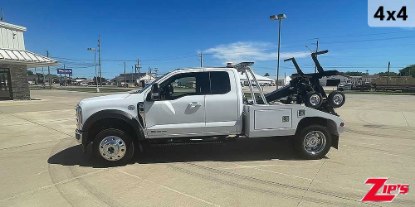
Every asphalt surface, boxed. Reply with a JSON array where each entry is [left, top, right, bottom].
[[0, 90, 414, 207]]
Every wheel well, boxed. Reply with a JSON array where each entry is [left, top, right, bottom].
[[296, 117, 339, 149], [297, 117, 337, 134], [86, 118, 137, 144]]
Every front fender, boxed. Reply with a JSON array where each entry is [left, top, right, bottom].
[[82, 109, 145, 144]]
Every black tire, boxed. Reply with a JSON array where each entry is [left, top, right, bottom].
[[93, 128, 135, 165], [304, 92, 323, 108], [294, 125, 332, 159], [328, 91, 345, 108]]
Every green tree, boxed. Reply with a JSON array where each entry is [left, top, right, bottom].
[[27, 70, 34, 75], [399, 65, 415, 77], [264, 73, 270, 77], [343, 71, 367, 76]]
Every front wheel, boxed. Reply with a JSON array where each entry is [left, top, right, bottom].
[[93, 128, 135, 165], [295, 125, 332, 159]]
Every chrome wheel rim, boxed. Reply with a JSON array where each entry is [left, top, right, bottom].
[[332, 94, 343, 106], [99, 136, 127, 161], [304, 131, 326, 155], [309, 94, 321, 106]]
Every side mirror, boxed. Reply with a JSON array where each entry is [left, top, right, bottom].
[[150, 83, 161, 101], [139, 80, 145, 88]]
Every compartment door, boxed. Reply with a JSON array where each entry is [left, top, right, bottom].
[[254, 109, 292, 130]]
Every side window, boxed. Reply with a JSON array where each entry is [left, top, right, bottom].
[[159, 72, 209, 100], [209, 71, 231, 94], [172, 76, 196, 96]]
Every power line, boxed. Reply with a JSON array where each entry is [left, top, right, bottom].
[[322, 35, 415, 45], [50, 54, 197, 63], [306, 31, 405, 40]]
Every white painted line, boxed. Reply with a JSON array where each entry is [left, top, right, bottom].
[[227, 163, 368, 194], [119, 170, 220, 207], [402, 112, 410, 127], [253, 168, 313, 181], [228, 163, 313, 181], [0, 169, 106, 201], [219, 163, 313, 170]]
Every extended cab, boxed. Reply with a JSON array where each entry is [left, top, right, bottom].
[[75, 65, 344, 164]]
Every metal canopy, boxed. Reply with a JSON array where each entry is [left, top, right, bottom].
[[0, 48, 57, 68]]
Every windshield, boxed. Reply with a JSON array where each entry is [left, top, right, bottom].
[[129, 72, 171, 94]]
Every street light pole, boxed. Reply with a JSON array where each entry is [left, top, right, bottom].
[[270, 13, 286, 89]]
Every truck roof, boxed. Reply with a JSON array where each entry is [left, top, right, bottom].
[[173, 67, 236, 72]]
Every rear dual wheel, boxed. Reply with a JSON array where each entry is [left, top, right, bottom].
[[295, 125, 332, 159]]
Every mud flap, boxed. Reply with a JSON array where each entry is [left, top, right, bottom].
[[332, 134, 339, 149]]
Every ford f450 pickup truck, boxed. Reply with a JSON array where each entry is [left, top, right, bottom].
[[75, 61, 344, 164]]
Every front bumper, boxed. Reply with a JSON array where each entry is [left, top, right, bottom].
[[75, 129, 88, 152], [75, 129, 83, 144]]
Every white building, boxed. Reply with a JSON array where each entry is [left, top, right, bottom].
[[0, 20, 56, 100], [138, 73, 156, 84], [239, 72, 274, 86]]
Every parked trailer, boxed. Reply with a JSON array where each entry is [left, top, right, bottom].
[[373, 76, 415, 92]]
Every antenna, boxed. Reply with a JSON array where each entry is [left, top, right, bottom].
[[0, 8, 4, 21]]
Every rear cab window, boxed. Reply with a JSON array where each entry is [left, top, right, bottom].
[[209, 71, 231, 94]]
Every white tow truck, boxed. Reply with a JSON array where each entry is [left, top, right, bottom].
[[75, 59, 344, 164]]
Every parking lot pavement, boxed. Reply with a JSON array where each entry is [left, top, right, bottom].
[[0, 90, 414, 206]]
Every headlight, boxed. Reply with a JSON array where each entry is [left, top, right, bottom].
[[76, 105, 82, 127]]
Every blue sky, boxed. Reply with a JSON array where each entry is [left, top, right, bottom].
[[1, 0, 415, 78]]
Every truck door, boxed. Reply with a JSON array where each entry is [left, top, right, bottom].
[[204, 71, 240, 135], [144, 72, 210, 138]]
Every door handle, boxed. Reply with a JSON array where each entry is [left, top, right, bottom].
[[189, 102, 201, 108]]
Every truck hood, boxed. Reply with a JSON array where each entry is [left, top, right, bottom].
[[80, 93, 131, 103], [78, 92, 145, 108]]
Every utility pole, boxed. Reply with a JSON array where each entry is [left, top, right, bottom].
[[123, 61, 126, 86], [46, 50, 51, 89], [41, 67, 45, 88], [98, 35, 102, 87], [154, 68, 158, 78], [199, 52, 203, 67], [131, 66, 134, 86], [63, 64, 66, 86], [387, 61, 390, 86], [135, 59, 141, 74]]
